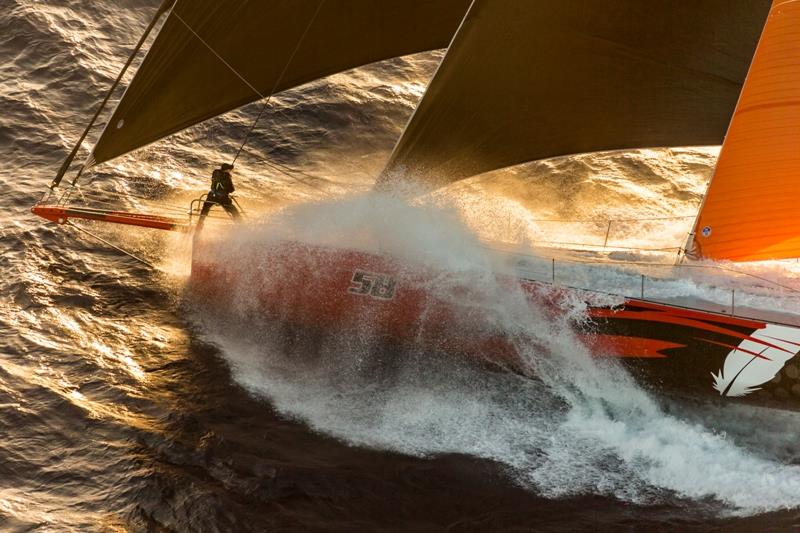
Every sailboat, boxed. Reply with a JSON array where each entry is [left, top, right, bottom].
[[33, 0, 800, 410]]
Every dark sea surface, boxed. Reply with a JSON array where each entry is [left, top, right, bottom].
[[3, 1, 800, 531]]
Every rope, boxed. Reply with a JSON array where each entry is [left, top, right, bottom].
[[232, 1, 325, 164], [71, 187, 175, 210], [66, 221, 157, 270], [260, 157, 327, 191], [173, 1, 327, 165]]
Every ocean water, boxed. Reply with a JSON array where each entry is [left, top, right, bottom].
[[3, 1, 800, 531]]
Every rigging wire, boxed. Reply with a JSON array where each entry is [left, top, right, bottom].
[[521, 240, 682, 253], [486, 244, 800, 294], [259, 157, 327, 191], [518, 214, 696, 223], [52, 182, 232, 222], [173, 0, 327, 166], [65, 221, 157, 270], [41, 5, 725, 267], [73, 187, 188, 214], [51, 1, 174, 189], [587, 258, 800, 294]]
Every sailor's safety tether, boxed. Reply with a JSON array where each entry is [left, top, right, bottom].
[[173, 0, 327, 166]]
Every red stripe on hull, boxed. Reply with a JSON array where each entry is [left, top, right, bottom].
[[582, 335, 682, 358], [588, 302, 765, 329], [190, 239, 800, 410]]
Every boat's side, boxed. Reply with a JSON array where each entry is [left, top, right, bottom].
[[581, 299, 800, 408], [190, 240, 800, 411]]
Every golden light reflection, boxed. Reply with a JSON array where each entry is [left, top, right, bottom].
[[43, 308, 150, 383], [90, 341, 146, 382], [20, 332, 61, 352], [51, 309, 84, 336], [0, 357, 163, 432], [69, 389, 86, 402], [391, 80, 427, 98], [155, 230, 194, 280], [418, 148, 720, 258], [0, 490, 56, 527], [157, 168, 189, 188]]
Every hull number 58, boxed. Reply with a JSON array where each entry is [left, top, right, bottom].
[[348, 270, 396, 300]]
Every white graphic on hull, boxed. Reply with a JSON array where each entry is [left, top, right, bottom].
[[712, 324, 800, 397]]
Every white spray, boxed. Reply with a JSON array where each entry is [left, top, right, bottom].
[[189, 193, 800, 515]]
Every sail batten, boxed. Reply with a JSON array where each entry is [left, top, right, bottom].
[[89, 0, 471, 166], [378, 0, 771, 191]]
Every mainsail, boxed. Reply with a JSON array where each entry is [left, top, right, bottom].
[[378, 0, 771, 191], [690, 0, 800, 262], [87, 0, 471, 166]]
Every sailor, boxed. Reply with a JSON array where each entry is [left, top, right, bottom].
[[197, 163, 241, 226]]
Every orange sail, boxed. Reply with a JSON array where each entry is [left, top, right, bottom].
[[691, 0, 800, 262]]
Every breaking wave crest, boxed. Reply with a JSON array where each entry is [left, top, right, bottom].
[[188, 193, 800, 516]]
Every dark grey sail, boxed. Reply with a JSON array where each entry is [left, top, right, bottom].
[[379, 0, 771, 191], [88, 0, 471, 166]]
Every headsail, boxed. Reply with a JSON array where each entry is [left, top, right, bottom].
[[378, 0, 770, 191], [690, 0, 800, 262], [88, 0, 471, 166]]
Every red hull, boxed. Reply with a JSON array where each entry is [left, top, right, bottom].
[[191, 240, 800, 411]]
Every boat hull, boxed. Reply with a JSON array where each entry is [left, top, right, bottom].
[[190, 240, 800, 411]]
